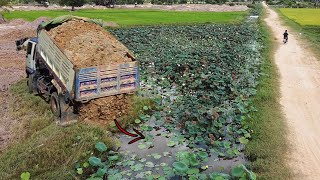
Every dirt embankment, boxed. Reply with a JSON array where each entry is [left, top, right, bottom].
[[0, 17, 48, 152], [47, 20, 134, 123]]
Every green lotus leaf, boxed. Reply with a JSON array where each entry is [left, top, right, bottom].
[[197, 151, 208, 159], [95, 142, 107, 152], [172, 162, 189, 173], [231, 166, 245, 177], [88, 157, 101, 167]]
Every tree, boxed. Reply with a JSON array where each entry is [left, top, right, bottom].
[[0, 0, 8, 7], [59, 0, 87, 11], [315, 0, 320, 8], [93, 0, 116, 7]]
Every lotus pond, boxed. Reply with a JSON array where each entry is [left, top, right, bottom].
[[76, 15, 264, 179]]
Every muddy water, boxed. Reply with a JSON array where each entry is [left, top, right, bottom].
[[117, 119, 245, 178]]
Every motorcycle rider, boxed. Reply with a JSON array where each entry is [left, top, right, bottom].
[[283, 30, 289, 43]]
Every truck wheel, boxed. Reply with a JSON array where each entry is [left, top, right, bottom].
[[50, 92, 61, 117], [27, 75, 34, 93]]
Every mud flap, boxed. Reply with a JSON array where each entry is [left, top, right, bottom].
[[57, 95, 78, 126], [27, 74, 38, 95]]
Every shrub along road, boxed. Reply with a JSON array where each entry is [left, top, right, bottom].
[[263, 2, 320, 179]]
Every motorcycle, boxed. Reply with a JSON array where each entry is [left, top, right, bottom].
[[283, 37, 288, 44]]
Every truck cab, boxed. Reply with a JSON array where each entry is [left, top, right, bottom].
[[25, 38, 37, 75]]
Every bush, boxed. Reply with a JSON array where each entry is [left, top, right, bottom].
[[205, 0, 227, 4], [0, 0, 8, 7], [247, 4, 255, 8]]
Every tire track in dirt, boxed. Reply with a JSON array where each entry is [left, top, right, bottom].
[[263, 3, 320, 179]]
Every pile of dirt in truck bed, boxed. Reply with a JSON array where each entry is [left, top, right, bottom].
[[80, 94, 133, 124], [47, 19, 135, 123], [47, 19, 132, 68]]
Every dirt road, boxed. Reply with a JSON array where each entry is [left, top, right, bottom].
[[0, 19, 42, 152], [263, 3, 320, 179]]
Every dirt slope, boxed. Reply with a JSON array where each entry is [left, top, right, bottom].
[[263, 3, 320, 179]]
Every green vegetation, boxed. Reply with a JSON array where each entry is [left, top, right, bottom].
[[3, 9, 247, 26], [79, 142, 255, 179], [0, 80, 116, 179], [0, 0, 8, 7], [0, 80, 153, 179], [280, 8, 320, 26], [59, 0, 87, 11], [88, 5, 265, 179], [267, 0, 317, 8], [245, 7, 291, 180], [0, 4, 285, 179], [278, 8, 320, 58], [113, 21, 263, 156]]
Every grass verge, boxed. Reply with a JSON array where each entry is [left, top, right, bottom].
[[0, 80, 116, 179], [0, 80, 153, 179], [244, 7, 292, 180], [277, 8, 320, 59], [3, 9, 248, 26]]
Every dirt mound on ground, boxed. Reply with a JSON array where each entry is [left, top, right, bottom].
[[80, 94, 133, 124], [30, 17, 50, 28], [47, 20, 132, 68], [8, 18, 27, 26]]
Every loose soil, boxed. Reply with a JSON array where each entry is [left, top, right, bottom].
[[264, 3, 320, 179], [80, 94, 133, 124], [47, 20, 132, 68]]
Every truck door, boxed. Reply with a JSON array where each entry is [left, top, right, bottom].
[[26, 42, 36, 74]]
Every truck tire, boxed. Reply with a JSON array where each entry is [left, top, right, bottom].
[[27, 75, 34, 93], [50, 92, 61, 117]]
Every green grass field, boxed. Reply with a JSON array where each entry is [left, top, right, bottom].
[[3, 9, 247, 26], [279, 8, 320, 26]]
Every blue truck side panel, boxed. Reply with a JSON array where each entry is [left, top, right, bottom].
[[75, 62, 139, 102]]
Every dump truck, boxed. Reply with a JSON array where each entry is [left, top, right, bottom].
[[16, 16, 139, 122]]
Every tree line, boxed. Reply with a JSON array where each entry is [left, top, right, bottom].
[[4, 0, 240, 6], [1, 0, 319, 9]]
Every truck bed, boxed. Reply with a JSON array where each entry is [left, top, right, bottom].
[[37, 30, 75, 94], [37, 30, 139, 102]]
